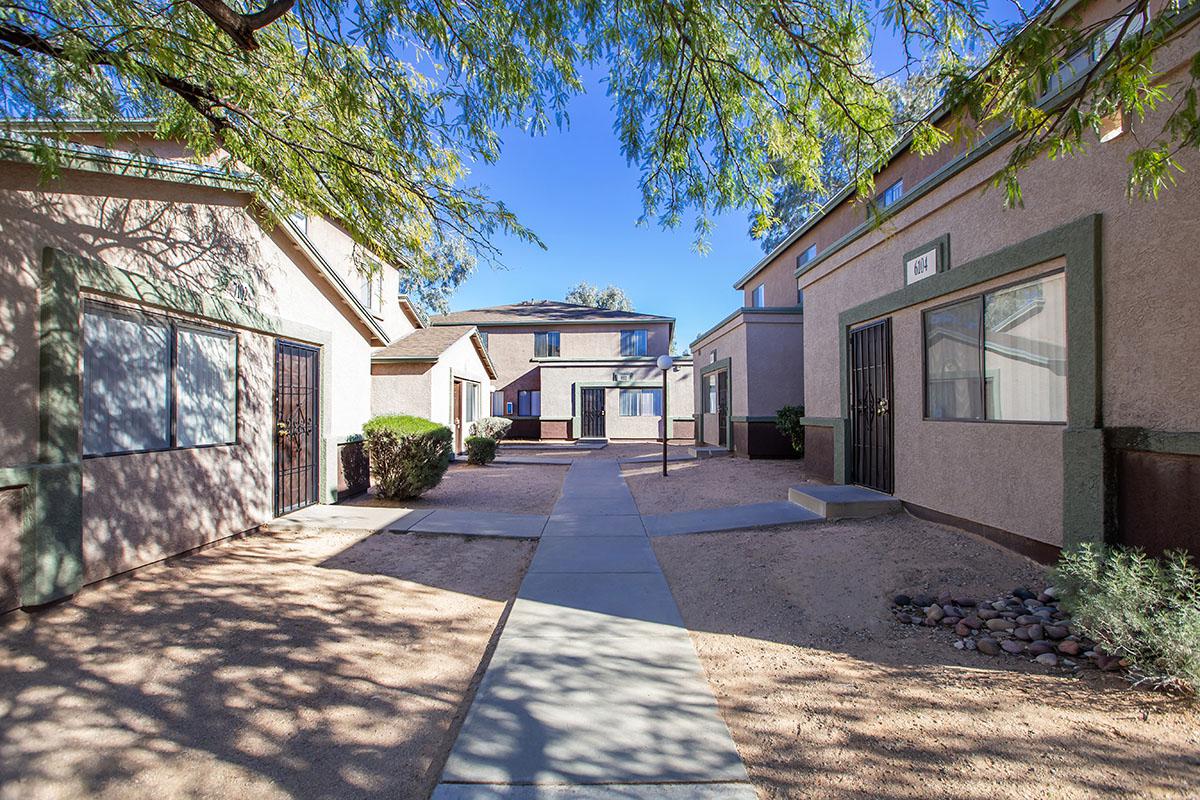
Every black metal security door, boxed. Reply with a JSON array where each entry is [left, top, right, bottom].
[[275, 340, 320, 515], [848, 319, 894, 493], [581, 387, 606, 438], [717, 370, 729, 447]]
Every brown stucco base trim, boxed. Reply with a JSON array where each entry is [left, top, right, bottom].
[[902, 503, 1061, 566], [540, 420, 571, 440], [731, 420, 798, 459], [804, 426, 835, 481]]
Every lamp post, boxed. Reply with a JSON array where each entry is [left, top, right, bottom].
[[656, 354, 674, 477]]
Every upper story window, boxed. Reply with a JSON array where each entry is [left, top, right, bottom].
[[288, 211, 307, 235], [924, 272, 1067, 423], [796, 244, 817, 270], [357, 271, 381, 312], [1044, 7, 1146, 99], [880, 179, 904, 209], [478, 330, 489, 351], [751, 283, 765, 308], [534, 331, 560, 358], [620, 329, 648, 356]]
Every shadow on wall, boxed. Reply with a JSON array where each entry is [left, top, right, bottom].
[[0, 530, 534, 800], [0, 174, 292, 591]]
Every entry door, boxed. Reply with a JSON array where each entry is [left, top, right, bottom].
[[453, 380, 464, 452], [717, 370, 729, 447], [275, 340, 320, 515], [848, 319, 894, 493], [581, 387, 606, 438]]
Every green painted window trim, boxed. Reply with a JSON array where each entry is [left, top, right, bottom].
[[25, 247, 335, 607], [829, 214, 1102, 547]]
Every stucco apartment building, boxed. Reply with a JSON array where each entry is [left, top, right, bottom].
[[430, 301, 695, 441], [704, 0, 1200, 560], [0, 127, 493, 612]]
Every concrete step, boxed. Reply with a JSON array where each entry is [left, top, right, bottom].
[[690, 446, 732, 459], [787, 484, 901, 520]]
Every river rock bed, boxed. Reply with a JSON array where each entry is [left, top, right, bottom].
[[891, 586, 1128, 673]]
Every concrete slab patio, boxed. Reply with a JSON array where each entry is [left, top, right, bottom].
[[434, 460, 753, 797], [643, 501, 821, 537]]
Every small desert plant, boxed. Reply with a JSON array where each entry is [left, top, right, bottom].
[[776, 405, 806, 457], [471, 416, 513, 442], [363, 415, 453, 499], [465, 435, 498, 465], [1053, 543, 1200, 694]]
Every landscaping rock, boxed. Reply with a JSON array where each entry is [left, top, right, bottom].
[[1028, 624, 1044, 641], [926, 605, 945, 622], [1028, 641, 1055, 656], [1014, 626, 1032, 641], [985, 618, 1015, 632], [1016, 615, 1041, 626], [893, 594, 912, 607], [955, 622, 971, 637], [1013, 588, 1035, 601], [978, 608, 999, 620], [1044, 625, 1069, 640], [961, 616, 982, 630], [1057, 640, 1081, 656], [977, 638, 1001, 656], [953, 596, 977, 607], [1036, 653, 1059, 666], [913, 595, 935, 608], [1001, 640, 1026, 654], [942, 616, 961, 626]]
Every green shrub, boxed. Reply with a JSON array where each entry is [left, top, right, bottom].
[[465, 435, 498, 465], [471, 416, 513, 442], [776, 405, 806, 457], [362, 415, 453, 499], [1053, 543, 1200, 694]]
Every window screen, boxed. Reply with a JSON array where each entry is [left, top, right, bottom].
[[620, 329, 648, 356], [491, 391, 504, 416], [176, 326, 237, 447], [83, 305, 171, 455], [463, 382, 479, 423], [534, 331, 560, 358], [924, 297, 984, 420]]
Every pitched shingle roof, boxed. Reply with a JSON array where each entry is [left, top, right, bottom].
[[430, 300, 673, 326], [372, 325, 496, 378]]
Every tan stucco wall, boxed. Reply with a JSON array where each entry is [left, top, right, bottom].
[[0, 161, 381, 583], [428, 334, 493, 429], [371, 362, 435, 419], [477, 322, 673, 389], [745, 317, 805, 416], [691, 319, 750, 421], [538, 362, 694, 439]]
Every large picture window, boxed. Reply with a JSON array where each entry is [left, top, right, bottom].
[[620, 329, 648, 357], [83, 302, 238, 457], [619, 388, 662, 417], [924, 273, 1067, 423], [533, 331, 560, 358]]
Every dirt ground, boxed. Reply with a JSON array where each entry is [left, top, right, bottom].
[[352, 461, 568, 514], [0, 529, 534, 800], [653, 513, 1200, 800], [623, 457, 815, 513], [499, 440, 695, 461]]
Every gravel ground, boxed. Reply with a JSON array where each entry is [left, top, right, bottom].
[[0, 529, 534, 800], [623, 457, 815, 513], [498, 441, 695, 462], [352, 461, 568, 514], [653, 513, 1200, 800]]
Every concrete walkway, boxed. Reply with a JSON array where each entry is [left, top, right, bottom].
[[643, 501, 821, 537], [264, 506, 548, 538], [433, 461, 755, 799]]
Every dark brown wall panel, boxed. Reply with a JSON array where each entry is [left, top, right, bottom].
[[804, 427, 835, 483], [1116, 450, 1200, 557]]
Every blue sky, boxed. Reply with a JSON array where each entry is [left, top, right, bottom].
[[450, 5, 1025, 348], [456, 73, 762, 351]]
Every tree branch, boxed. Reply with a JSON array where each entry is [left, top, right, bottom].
[[186, 0, 295, 51]]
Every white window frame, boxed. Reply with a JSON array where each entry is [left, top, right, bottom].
[[620, 329, 648, 357], [751, 283, 765, 308], [619, 387, 662, 417], [533, 331, 560, 358]]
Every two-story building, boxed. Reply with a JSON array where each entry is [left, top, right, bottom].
[[429, 301, 695, 441], [696, 0, 1200, 561]]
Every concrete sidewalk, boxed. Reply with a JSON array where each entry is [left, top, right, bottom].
[[264, 506, 547, 539], [643, 501, 821, 537], [433, 460, 755, 799]]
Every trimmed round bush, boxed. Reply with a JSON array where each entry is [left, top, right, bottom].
[[363, 415, 453, 499], [465, 435, 498, 465], [470, 416, 513, 442]]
